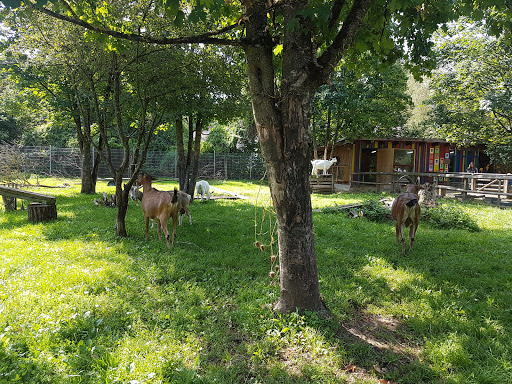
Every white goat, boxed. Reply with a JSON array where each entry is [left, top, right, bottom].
[[311, 158, 337, 176], [196, 180, 211, 202]]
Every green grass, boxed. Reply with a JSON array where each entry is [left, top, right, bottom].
[[1, 178, 511, 383]]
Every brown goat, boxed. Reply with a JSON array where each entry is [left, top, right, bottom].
[[391, 183, 423, 255], [136, 173, 179, 248]]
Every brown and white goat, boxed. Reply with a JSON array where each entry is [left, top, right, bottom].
[[176, 190, 192, 225], [391, 183, 423, 255], [136, 173, 180, 248]]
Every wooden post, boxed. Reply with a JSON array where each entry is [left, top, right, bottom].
[[28, 203, 57, 222], [463, 176, 468, 198], [470, 176, 477, 191], [504, 177, 511, 200], [2, 196, 17, 211]]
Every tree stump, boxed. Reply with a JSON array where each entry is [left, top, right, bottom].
[[2, 196, 17, 211], [28, 203, 57, 222]]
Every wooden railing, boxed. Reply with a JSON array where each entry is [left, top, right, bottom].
[[350, 172, 512, 201]]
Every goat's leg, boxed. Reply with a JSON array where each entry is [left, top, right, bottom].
[[159, 216, 171, 248], [145, 217, 150, 241], [157, 220, 162, 240], [395, 222, 400, 244], [409, 222, 418, 251], [187, 211, 192, 225], [169, 212, 178, 246], [400, 224, 406, 255]]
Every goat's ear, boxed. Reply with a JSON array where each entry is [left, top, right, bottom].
[[416, 176, 421, 185]]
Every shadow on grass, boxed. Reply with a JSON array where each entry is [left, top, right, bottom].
[[2, 185, 512, 383], [314, 208, 512, 382]]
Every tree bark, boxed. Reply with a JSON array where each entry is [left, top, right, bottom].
[[188, 116, 203, 199], [114, 172, 129, 237], [28, 203, 57, 222], [323, 107, 331, 160], [176, 117, 188, 190], [243, 0, 326, 313], [176, 115, 203, 199], [3, 196, 17, 211]]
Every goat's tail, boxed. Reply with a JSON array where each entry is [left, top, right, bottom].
[[171, 187, 178, 204], [406, 199, 418, 208]]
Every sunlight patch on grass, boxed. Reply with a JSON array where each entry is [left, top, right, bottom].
[[358, 256, 420, 291]]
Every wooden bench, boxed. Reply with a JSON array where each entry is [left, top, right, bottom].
[[0, 185, 57, 222]]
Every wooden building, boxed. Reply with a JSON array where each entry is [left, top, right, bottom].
[[324, 138, 489, 184]]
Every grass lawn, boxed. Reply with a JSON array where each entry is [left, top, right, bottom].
[[1, 177, 511, 383]]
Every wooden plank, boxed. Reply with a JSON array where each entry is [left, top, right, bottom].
[[0, 185, 56, 205], [437, 185, 512, 198], [313, 203, 362, 213], [477, 179, 499, 191]]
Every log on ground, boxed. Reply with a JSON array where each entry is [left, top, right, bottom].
[[28, 203, 57, 222]]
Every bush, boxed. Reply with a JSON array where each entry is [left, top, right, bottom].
[[359, 199, 390, 222], [422, 203, 480, 232]]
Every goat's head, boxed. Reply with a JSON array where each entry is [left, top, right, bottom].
[[136, 173, 155, 186], [404, 183, 423, 195]]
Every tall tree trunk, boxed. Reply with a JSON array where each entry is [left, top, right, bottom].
[[176, 117, 188, 190], [188, 116, 203, 200], [323, 107, 331, 160], [80, 140, 96, 194], [312, 115, 318, 160], [114, 171, 129, 236], [243, 0, 326, 313], [73, 100, 98, 194], [176, 115, 203, 198]]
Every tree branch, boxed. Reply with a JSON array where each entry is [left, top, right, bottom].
[[31, 3, 246, 47], [314, 0, 375, 86], [327, 0, 346, 32]]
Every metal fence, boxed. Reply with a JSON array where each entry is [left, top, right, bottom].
[[4, 145, 267, 180]]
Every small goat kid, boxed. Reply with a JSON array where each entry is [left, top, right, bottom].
[[177, 190, 192, 225], [391, 183, 423, 256], [311, 158, 337, 176], [129, 185, 143, 202], [196, 180, 211, 202], [136, 173, 180, 248]]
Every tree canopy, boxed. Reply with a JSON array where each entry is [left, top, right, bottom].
[[312, 57, 412, 155], [429, 19, 512, 167]]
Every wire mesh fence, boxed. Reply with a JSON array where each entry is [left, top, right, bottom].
[[1, 145, 267, 180]]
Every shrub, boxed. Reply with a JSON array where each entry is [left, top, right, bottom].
[[359, 199, 390, 222], [422, 203, 480, 232]]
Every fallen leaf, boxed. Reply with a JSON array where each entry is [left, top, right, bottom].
[[344, 364, 357, 373]]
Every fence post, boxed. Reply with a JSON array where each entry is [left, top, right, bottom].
[[213, 151, 216, 178], [49, 145, 52, 176]]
